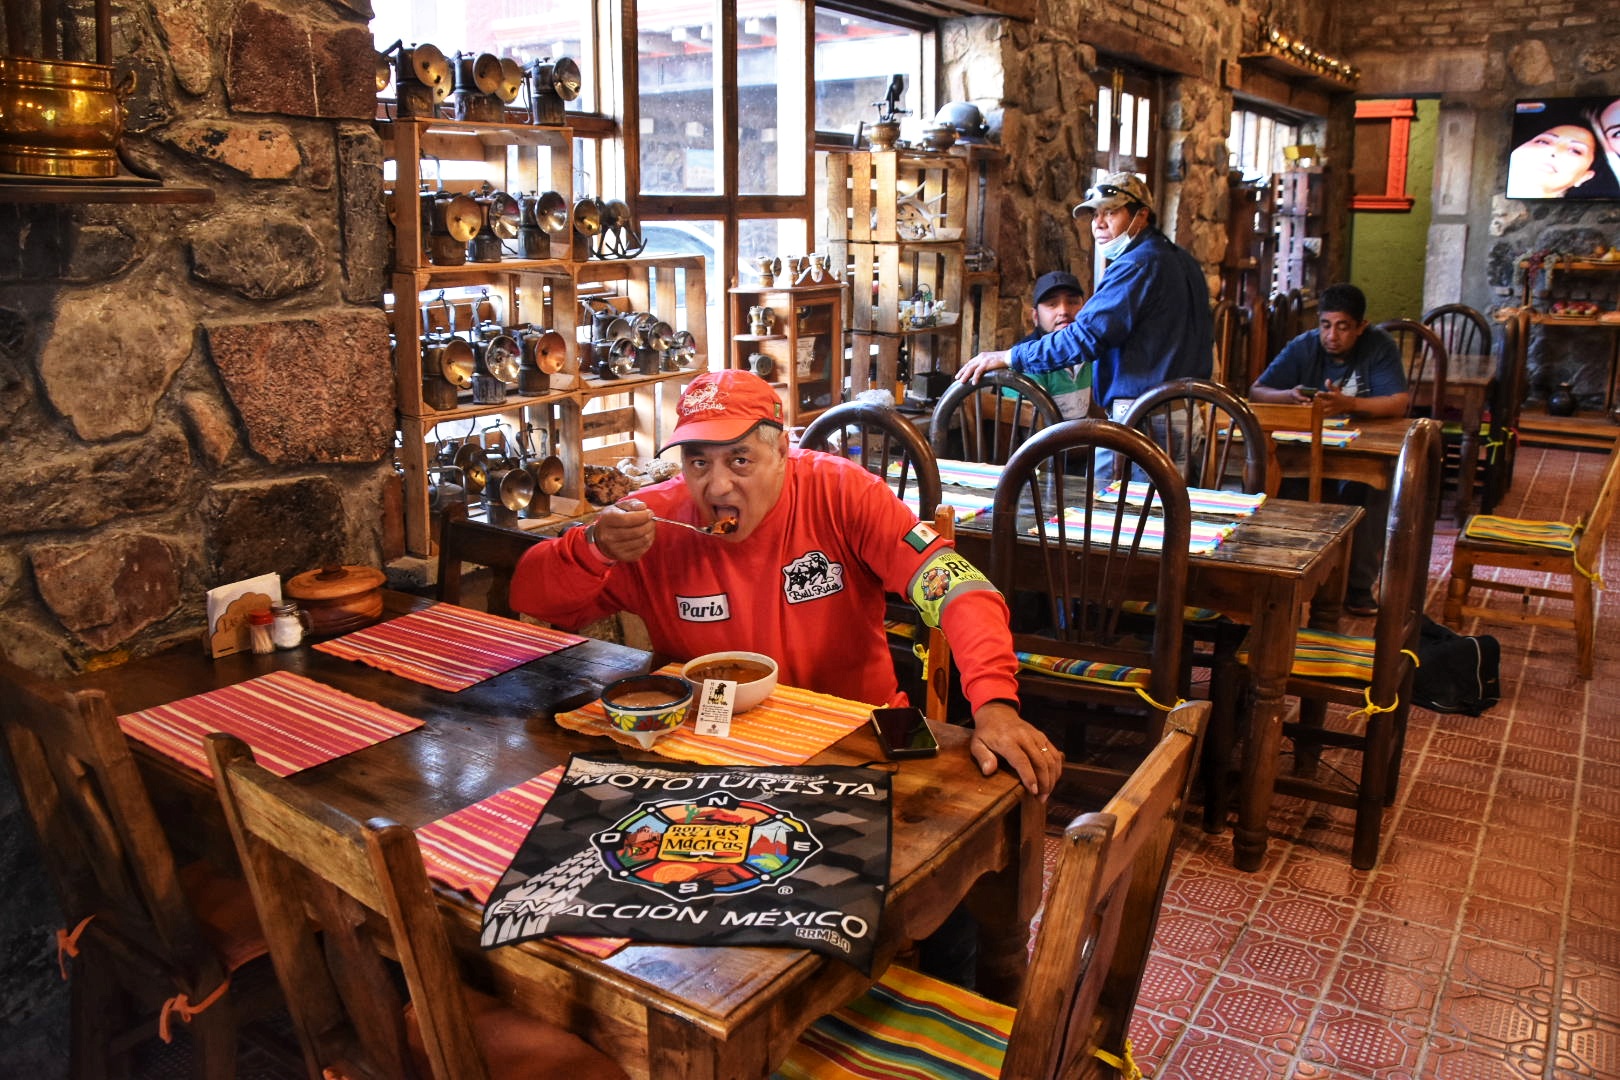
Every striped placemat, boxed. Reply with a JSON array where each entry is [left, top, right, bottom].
[[416, 766, 626, 959], [1101, 480, 1266, 517], [1271, 428, 1360, 446], [1045, 506, 1234, 554], [117, 670, 424, 778], [903, 490, 994, 524], [933, 458, 1004, 490], [314, 604, 587, 692], [554, 664, 871, 766]]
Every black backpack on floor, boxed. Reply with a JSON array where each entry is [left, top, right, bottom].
[[1411, 615, 1502, 716]]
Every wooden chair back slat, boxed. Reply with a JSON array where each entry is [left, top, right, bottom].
[[1244, 398, 1328, 501], [437, 503, 547, 618], [1122, 378, 1270, 495], [1375, 319, 1449, 418], [799, 400, 942, 518], [1422, 303, 1493, 365], [928, 370, 1063, 465], [1577, 435, 1620, 566]]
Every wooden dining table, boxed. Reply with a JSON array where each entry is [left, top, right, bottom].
[[72, 593, 1042, 1080], [1262, 413, 1414, 492], [945, 481, 1361, 872]]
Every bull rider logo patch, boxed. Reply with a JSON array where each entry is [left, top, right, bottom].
[[481, 755, 892, 971], [782, 550, 845, 604]]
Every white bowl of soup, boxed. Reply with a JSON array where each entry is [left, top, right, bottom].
[[599, 674, 694, 747], [681, 651, 779, 714]]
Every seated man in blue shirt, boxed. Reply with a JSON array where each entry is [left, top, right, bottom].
[[1249, 283, 1410, 615]]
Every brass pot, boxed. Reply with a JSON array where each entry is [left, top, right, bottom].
[[0, 57, 129, 178]]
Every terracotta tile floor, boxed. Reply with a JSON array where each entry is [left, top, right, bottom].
[[1133, 444, 1620, 1080]]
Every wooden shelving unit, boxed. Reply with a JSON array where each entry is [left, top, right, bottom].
[[383, 118, 709, 556], [726, 282, 844, 427]]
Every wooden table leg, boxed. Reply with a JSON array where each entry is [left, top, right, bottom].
[[1233, 581, 1296, 872], [967, 791, 1040, 1004]]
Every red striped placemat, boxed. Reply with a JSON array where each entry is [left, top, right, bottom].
[[554, 665, 872, 766], [314, 604, 588, 692], [117, 670, 424, 778], [416, 767, 627, 959]]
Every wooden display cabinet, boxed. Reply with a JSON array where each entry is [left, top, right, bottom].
[[726, 281, 845, 427]]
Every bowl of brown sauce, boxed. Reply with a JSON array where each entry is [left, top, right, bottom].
[[599, 674, 694, 747], [680, 651, 779, 713]]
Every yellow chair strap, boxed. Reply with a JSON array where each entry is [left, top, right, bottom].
[[54, 914, 95, 981], [1483, 436, 1505, 464], [159, 978, 232, 1042], [1132, 686, 1184, 712], [1572, 552, 1605, 588], [1095, 1037, 1145, 1079]]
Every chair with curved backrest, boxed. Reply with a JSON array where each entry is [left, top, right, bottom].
[[1258, 419, 1443, 869], [205, 733, 630, 1080], [1483, 309, 1530, 513], [774, 700, 1207, 1080], [1422, 303, 1492, 364], [1424, 303, 1502, 520], [927, 369, 1063, 465], [1121, 377, 1269, 495], [1375, 318, 1449, 419], [799, 400, 941, 520], [1445, 433, 1620, 680], [438, 503, 546, 618], [0, 657, 279, 1080], [987, 419, 1191, 796], [1120, 379, 1268, 830]]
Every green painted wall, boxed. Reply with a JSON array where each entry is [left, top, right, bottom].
[[1349, 99, 1439, 324]]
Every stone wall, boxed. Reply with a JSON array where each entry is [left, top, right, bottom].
[[0, 0, 388, 1063], [1348, 5, 1620, 409]]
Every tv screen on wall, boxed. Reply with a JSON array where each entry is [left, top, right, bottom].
[[1507, 96, 1620, 200]]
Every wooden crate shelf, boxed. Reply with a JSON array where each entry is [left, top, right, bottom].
[[826, 149, 971, 244]]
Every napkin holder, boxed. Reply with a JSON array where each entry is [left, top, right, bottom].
[[205, 572, 282, 658]]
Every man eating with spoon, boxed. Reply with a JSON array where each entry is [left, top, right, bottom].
[[508, 369, 1061, 801]]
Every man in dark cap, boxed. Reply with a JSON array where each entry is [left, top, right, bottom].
[[1016, 270, 1092, 420], [957, 172, 1212, 423]]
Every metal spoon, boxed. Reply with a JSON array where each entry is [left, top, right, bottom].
[[651, 515, 737, 535]]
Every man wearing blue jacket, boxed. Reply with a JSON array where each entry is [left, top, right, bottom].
[[956, 173, 1212, 424]]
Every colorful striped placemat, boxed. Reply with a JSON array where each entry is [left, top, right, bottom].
[[1271, 428, 1360, 446], [1044, 506, 1234, 554], [117, 670, 424, 778], [314, 604, 588, 692], [554, 664, 871, 766], [903, 490, 994, 524], [1100, 480, 1267, 517], [934, 458, 1004, 490], [415, 766, 626, 959]]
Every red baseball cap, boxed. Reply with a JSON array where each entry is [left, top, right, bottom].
[[662, 369, 786, 451]]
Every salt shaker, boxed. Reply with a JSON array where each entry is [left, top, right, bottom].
[[248, 609, 276, 655], [270, 601, 309, 649]]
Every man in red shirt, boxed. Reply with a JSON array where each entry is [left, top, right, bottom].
[[509, 369, 1061, 799]]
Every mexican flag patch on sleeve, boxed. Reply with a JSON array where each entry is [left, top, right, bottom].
[[902, 521, 938, 552]]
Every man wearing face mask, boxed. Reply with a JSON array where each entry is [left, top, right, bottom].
[[956, 173, 1212, 423]]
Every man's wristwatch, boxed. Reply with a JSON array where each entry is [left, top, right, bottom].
[[584, 522, 616, 564]]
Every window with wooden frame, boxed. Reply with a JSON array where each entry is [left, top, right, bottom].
[[1089, 61, 1163, 284], [1352, 98, 1416, 211]]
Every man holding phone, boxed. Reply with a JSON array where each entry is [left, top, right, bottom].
[[1249, 283, 1409, 614], [509, 370, 1063, 800]]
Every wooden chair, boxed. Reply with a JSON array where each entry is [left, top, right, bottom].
[[1121, 377, 1269, 494], [204, 733, 629, 1080], [0, 657, 279, 1080], [1424, 303, 1501, 520], [1482, 309, 1529, 513], [799, 399, 942, 519], [1120, 379, 1268, 831], [987, 419, 1191, 796], [1375, 318, 1449, 419], [1210, 298, 1249, 393], [437, 502, 546, 618], [1444, 434, 1620, 679], [1245, 397, 1330, 502], [1262, 419, 1443, 869], [775, 700, 1208, 1080], [928, 369, 1063, 465]]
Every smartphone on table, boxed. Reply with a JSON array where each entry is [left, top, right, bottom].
[[869, 706, 939, 759]]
